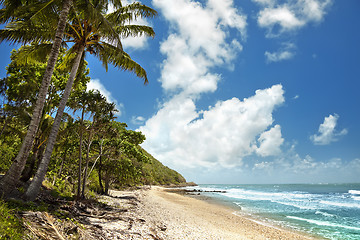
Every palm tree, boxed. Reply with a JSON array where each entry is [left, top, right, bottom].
[[24, 1, 156, 200], [0, 0, 73, 197]]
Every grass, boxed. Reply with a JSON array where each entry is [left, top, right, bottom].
[[0, 199, 24, 240]]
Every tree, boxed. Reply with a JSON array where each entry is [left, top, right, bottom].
[[24, 1, 156, 200], [82, 96, 116, 197], [0, 0, 73, 197], [0, 45, 89, 183]]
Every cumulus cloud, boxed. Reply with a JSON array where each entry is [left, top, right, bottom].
[[153, 0, 246, 95], [140, 84, 285, 169], [258, 6, 304, 33], [253, 0, 332, 63], [310, 114, 348, 145], [87, 79, 124, 116], [256, 124, 284, 157], [254, 0, 332, 37]]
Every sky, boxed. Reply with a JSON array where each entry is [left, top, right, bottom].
[[1, 0, 359, 184]]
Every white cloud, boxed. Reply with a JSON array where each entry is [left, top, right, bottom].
[[254, 0, 332, 63], [131, 116, 146, 125], [256, 124, 284, 157], [87, 79, 124, 116], [265, 41, 296, 63], [310, 113, 348, 145], [258, 6, 304, 33], [254, 0, 332, 36], [241, 142, 360, 183], [153, 0, 246, 95], [252, 0, 275, 6], [140, 84, 285, 169], [265, 47, 296, 63]]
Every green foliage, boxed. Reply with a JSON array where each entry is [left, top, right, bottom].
[[140, 148, 186, 186], [44, 171, 74, 200], [0, 138, 20, 173], [0, 199, 24, 240], [0, 34, 186, 200]]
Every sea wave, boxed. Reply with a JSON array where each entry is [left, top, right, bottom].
[[223, 188, 312, 201], [320, 200, 360, 209], [273, 200, 316, 210], [349, 190, 360, 195], [352, 196, 360, 201], [286, 216, 360, 231], [315, 211, 335, 218]]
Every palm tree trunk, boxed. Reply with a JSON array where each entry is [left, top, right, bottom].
[[20, 139, 40, 182], [25, 45, 85, 201], [0, 0, 73, 197]]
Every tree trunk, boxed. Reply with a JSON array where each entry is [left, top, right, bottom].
[[0, 0, 73, 197], [98, 142, 104, 194], [76, 108, 85, 199], [81, 127, 93, 198], [20, 139, 40, 182], [104, 172, 110, 195], [24, 45, 85, 201]]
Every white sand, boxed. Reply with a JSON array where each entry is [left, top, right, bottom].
[[98, 186, 321, 240]]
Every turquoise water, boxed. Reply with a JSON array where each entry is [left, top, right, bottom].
[[190, 184, 360, 240]]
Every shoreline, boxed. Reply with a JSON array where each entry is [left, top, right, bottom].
[[101, 186, 323, 239], [164, 187, 322, 239]]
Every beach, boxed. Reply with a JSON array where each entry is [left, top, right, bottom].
[[98, 186, 318, 239]]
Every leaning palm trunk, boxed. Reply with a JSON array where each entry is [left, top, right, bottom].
[[0, 0, 73, 197], [25, 46, 85, 201]]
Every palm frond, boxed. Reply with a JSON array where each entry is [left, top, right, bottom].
[[114, 25, 155, 38], [0, 20, 56, 44], [11, 43, 53, 65], [0, 0, 23, 24], [57, 47, 79, 72], [0, 0, 59, 25], [94, 42, 148, 84], [72, 0, 123, 50], [107, 2, 157, 24]]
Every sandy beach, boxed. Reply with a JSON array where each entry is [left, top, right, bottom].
[[97, 186, 319, 240]]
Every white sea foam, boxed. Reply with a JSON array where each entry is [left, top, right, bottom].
[[286, 216, 360, 231], [273, 200, 316, 210], [223, 188, 312, 202], [352, 196, 360, 201], [315, 211, 335, 218], [320, 200, 360, 209], [349, 190, 360, 195]]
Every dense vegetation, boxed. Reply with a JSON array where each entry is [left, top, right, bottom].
[[0, 46, 187, 198]]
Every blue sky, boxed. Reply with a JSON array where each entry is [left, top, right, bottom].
[[1, 0, 359, 184]]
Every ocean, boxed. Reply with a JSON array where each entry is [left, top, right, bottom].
[[188, 183, 360, 240]]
